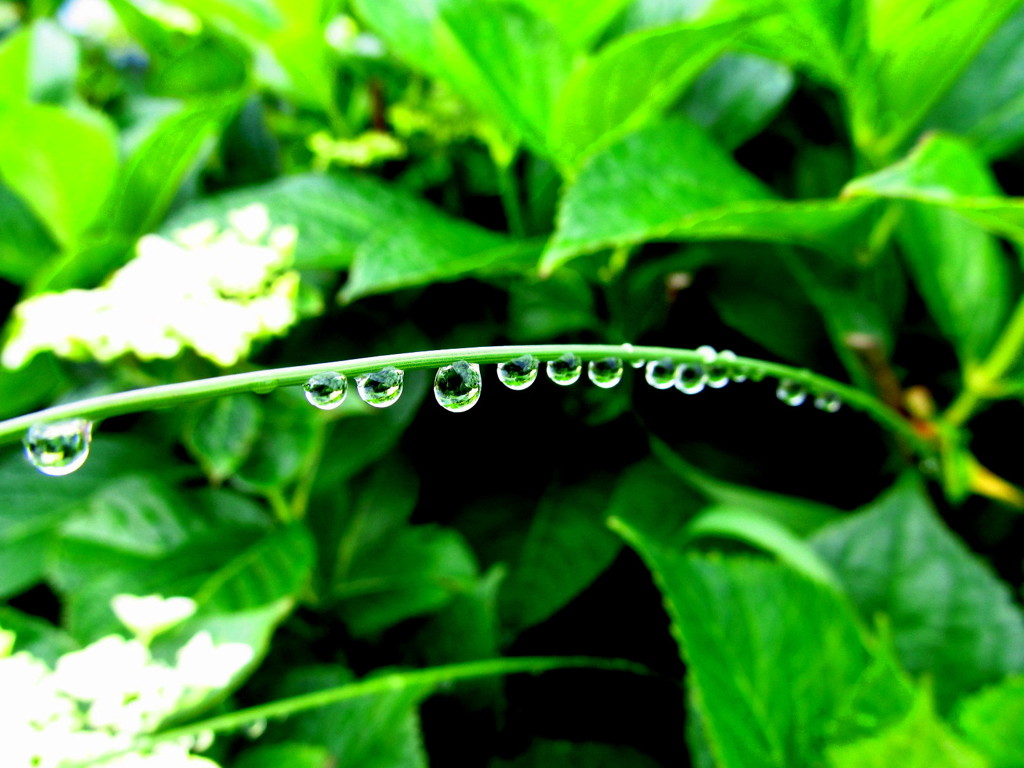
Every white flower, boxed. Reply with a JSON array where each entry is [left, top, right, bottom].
[[112, 595, 197, 643], [52, 636, 151, 702], [175, 632, 254, 689]]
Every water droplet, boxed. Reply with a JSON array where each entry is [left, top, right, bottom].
[[356, 367, 404, 408], [497, 355, 539, 390], [645, 358, 677, 389], [718, 350, 747, 383], [303, 371, 347, 410], [434, 360, 482, 412], [24, 419, 93, 477], [675, 363, 707, 394], [547, 353, 582, 386], [697, 345, 729, 389], [245, 718, 268, 740], [588, 357, 623, 388], [814, 391, 842, 413], [621, 343, 645, 369], [776, 379, 808, 406]]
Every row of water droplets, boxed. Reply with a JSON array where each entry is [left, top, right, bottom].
[[22, 346, 842, 477]]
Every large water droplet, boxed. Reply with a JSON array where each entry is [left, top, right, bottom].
[[717, 350, 747, 383], [434, 360, 482, 412], [547, 353, 582, 386], [356, 367, 404, 408], [645, 358, 677, 389], [814, 391, 842, 413], [776, 379, 808, 406], [588, 357, 623, 388], [621, 343, 645, 369], [675, 362, 707, 395], [697, 345, 729, 389], [24, 419, 93, 477], [303, 371, 347, 410], [497, 355, 539, 390]]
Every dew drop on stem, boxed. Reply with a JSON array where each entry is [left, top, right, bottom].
[[717, 349, 747, 383], [776, 379, 808, 406], [547, 353, 582, 386], [698, 345, 729, 389], [645, 358, 677, 389], [434, 360, 482, 412], [356, 367, 404, 408], [675, 362, 707, 395], [588, 357, 623, 388], [814, 391, 842, 413], [497, 354, 539, 390], [303, 371, 347, 410], [621, 343, 645, 369], [24, 419, 93, 476]]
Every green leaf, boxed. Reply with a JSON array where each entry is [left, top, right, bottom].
[[264, 664, 429, 768], [0, 354, 66, 419], [185, 394, 263, 484], [548, 17, 745, 167], [235, 389, 319, 492], [0, 180, 60, 284], [104, 100, 235, 239], [675, 52, 794, 149], [826, 689, 987, 768], [0, 103, 119, 249], [494, 739, 663, 768], [811, 475, 1024, 710], [499, 478, 621, 632], [514, 0, 634, 49], [437, 0, 574, 155], [613, 518, 870, 768], [164, 172, 484, 270], [542, 119, 878, 274], [849, 0, 1021, 161], [685, 505, 842, 590], [956, 675, 1024, 768], [234, 743, 334, 768], [924, 8, 1024, 159], [350, 0, 446, 77], [0, 20, 79, 105]]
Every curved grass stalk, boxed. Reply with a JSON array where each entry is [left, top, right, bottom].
[[0, 344, 931, 452], [74, 656, 647, 767]]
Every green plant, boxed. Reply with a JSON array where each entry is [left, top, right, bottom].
[[3, 0, 1024, 766]]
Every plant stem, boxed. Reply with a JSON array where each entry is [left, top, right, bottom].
[[496, 157, 526, 237], [0, 344, 931, 453], [944, 293, 1024, 427], [75, 656, 645, 766]]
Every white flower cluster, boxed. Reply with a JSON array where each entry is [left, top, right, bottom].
[[0, 595, 255, 768], [2, 205, 301, 369]]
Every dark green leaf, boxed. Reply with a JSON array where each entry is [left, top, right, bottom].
[[0, 180, 60, 284], [234, 389, 319, 492], [493, 739, 663, 768], [811, 475, 1024, 710], [499, 478, 621, 632], [0, 606, 77, 666], [614, 517, 870, 768], [185, 394, 263, 483]]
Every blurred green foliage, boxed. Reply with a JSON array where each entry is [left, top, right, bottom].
[[3, 0, 1024, 765]]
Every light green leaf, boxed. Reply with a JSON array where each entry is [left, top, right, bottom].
[[0, 606, 77, 666], [827, 690, 987, 768], [613, 517, 870, 768], [956, 675, 1024, 768], [685, 505, 841, 589], [924, 8, 1024, 159], [0, 354, 66, 419], [675, 52, 794, 148], [437, 0, 574, 154], [0, 20, 79, 105], [0, 103, 119, 249], [350, 0, 446, 77], [515, 0, 634, 49], [185, 394, 263, 484], [811, 475, 1024, 710], [500, 478, 621, 632], [548, 17, 745, 166], [542, 119, 878, 274], [0, 180, 59, 284], [850, 0, 1021, 161]]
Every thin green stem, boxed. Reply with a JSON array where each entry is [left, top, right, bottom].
[[289, 420, 332, 521], [75, 656, 646, 767], [944, 293, 1024, 427], [0, 344, 930, 453], [496, 157, 526, 237]]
